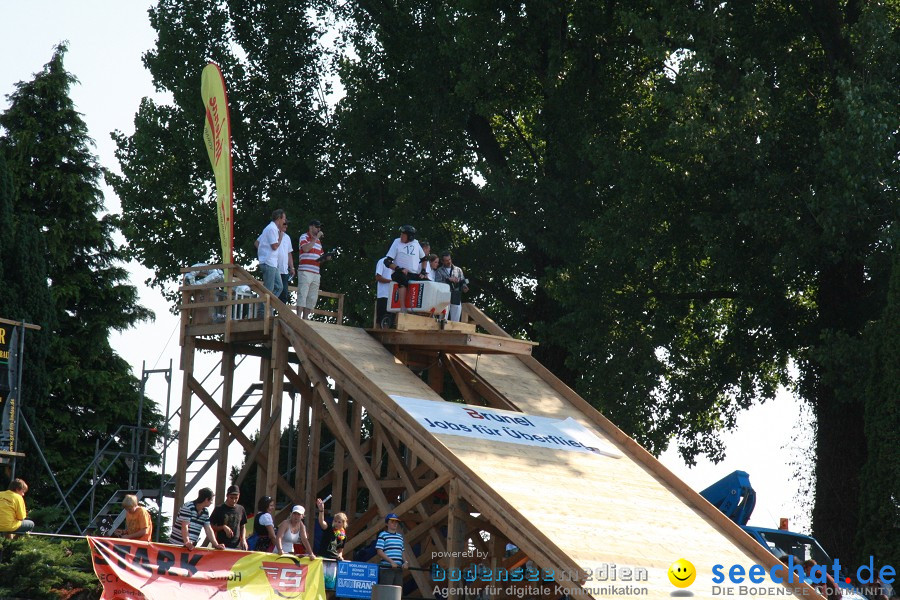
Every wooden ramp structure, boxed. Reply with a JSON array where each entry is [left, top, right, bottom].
[[176, 265, 819, 600]]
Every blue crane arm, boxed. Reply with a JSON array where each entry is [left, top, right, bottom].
[[699, 470, 757, 526]]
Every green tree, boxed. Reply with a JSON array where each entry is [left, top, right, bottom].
[[0, 135, 56, 490], [856, 253, 900, 567], [330, 0, 898, 562], [0, 45, 161, 524], [108, 0, 330, 305], [0, 536, 99, 600], [555, 0, 899, 562]]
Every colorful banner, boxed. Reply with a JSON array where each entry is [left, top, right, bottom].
[[335, 561, 379, 599], [201, 62, 234, 269], [390, 395, 622, 458], [89, 537, 326, 600], [0, 324, 20, 452]]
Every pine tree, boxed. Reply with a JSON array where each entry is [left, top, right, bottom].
[[0, 44, 160, 518], [0, 153, 13, 307]]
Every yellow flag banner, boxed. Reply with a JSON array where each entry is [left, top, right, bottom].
[[201, 62, 234, 268], [89, 537, 326, 600]]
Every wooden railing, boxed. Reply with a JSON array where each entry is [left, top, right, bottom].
[[179, 264, 344, 343], [286, 285, 344, 324]]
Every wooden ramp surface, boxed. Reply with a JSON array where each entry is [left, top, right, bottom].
[[300, 320, 808, 600]]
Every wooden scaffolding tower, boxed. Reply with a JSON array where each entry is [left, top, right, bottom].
[[174, 264, 820, 600]]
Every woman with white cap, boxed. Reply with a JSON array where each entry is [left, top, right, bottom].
[[275, 504, 317, 557]]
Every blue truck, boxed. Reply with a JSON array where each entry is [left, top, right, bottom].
[[699, 470, 887, 599]]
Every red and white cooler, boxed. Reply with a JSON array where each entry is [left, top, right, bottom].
[[387, 281, 451, 316]]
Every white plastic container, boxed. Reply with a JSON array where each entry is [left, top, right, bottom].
[[387, 281, 451, 316]]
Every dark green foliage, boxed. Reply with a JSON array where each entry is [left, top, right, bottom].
[[0, 129, 56, 484], [856, 253, 900, 566], [0, 45, 162, 526], [108, 0, 330, 306], [116, 0, 898, 563], [0, 536, 100, 600]]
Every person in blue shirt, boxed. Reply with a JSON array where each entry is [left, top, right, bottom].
[[375, 513, 407, 585]]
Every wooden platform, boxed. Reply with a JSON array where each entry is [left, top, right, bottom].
[[368, 329, 536, 355], [392, 312, 477, 332]]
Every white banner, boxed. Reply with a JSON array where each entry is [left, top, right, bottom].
[[390, 395, 621, 458]]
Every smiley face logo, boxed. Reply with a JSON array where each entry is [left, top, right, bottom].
[[668, 558, 696, 588]]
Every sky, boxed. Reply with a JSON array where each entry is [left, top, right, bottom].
[[0, 1, 814, 533]]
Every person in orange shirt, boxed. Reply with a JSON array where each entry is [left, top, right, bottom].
[[0, 478, 33, 535], [113, 494, 153, 542]]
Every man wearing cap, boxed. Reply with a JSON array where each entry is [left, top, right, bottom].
[[375, 255, 395, 328], [170, 487, 225, 550], [297, 219, 327, 319], [257, 209, 288, 317], [376, 513, 407, 585], [209, 485, 248, 550]]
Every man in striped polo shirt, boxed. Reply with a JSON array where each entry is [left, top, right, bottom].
[[170, 488, 224, 550], [376, 512, 407, 586], [297, 219, 327, 319]]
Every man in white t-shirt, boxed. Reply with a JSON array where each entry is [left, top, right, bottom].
[[257, 209, 287, 316], [384, 225, 426, 313], [277, 219, 295, 304], [375, 258, 394, 328]]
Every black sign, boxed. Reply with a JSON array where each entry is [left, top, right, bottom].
[[0, 323, 20, 452]]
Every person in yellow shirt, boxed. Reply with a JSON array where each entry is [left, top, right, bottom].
[[0, 478, 33, 535], [113, 494, 153, 542]]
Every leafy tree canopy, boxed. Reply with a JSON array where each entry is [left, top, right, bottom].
[[0, 45, 162, 525]]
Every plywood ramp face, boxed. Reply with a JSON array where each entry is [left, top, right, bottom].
[[301, 321, 809, 600]]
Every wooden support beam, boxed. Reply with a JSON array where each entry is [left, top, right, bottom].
[[179, 287, 190, 347], [346, 398, 362, 515], [295, 374, 310, 498], [282, 328, 401, 528], [292, 339, 446, 477], [444, 354, 518, 411], [267, 323, 287, 500], [375, 423, 446, 555], [372, 425, 384, 478], [443, 354, 484, 406], [233, 398, 283, 493], [332, 391, 348, 513], [187, 375, 295, 499], [257, 355, 273, 501], [446, 479, 468, 600], [306, 387, 322, 531], [427, 353, 445, 394], [216, 349, 235, 502], [346, 505, 379, 541], [343, 472, 451, 555], [405, 504, 450, 549], [174, 337, 196, 510]]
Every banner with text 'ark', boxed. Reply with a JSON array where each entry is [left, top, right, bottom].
[[89, 537, 325, 600]]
